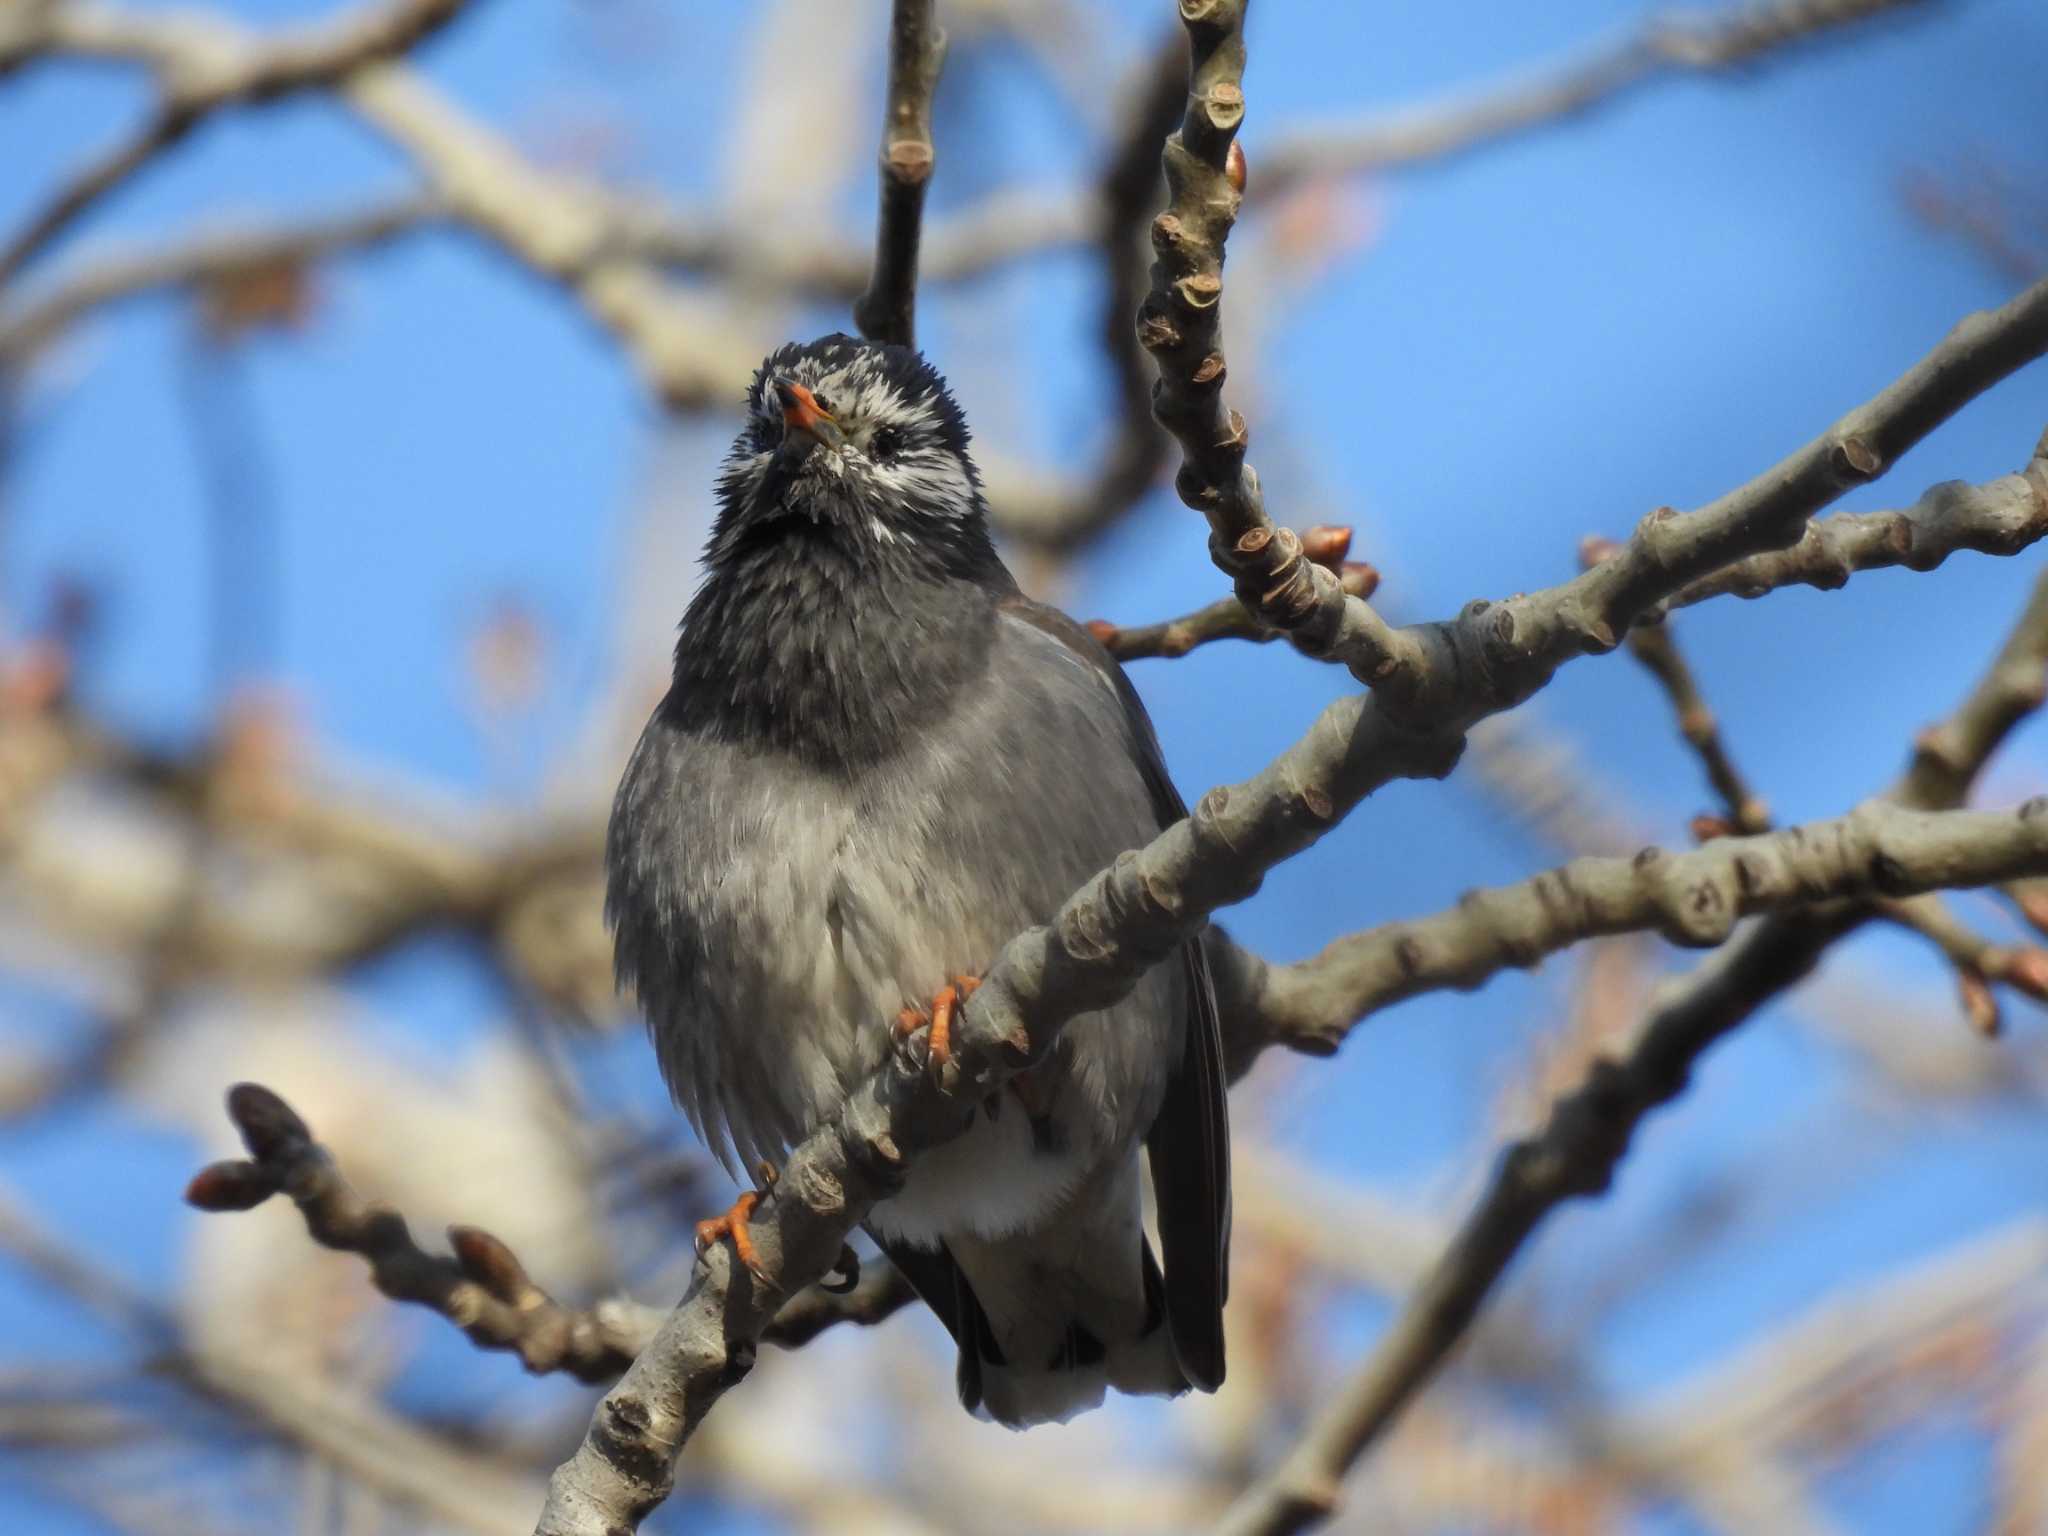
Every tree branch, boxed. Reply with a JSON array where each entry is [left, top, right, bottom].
[[1132, 0, 1406, 675], [853, 0, 945, 347], [1086, 524, 1378, 660], [185, 1084, 911, 1385], [1254, 0, 1939, 203], [1609, 606, 1773, 835], [1604, 548, 2048, 1032], [1100, 429, 2048, 673], [1215, 542, 2048, 1535], [0, 0, 472, 289], [524, 1, 2048, 1519], [0, 195, 436, 362], [1659, 434, 2048, 614], [1215, 798, 2048, 1075]]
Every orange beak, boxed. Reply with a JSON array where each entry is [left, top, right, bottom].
[[774, 379, 844, 451]]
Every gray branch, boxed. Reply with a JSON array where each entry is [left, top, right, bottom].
[[526, 0, 2048, 1523], [0, 195, 436, 362], [1255, 0, 1939, 203], [187, 1083, 912, 1383], [1215, 798, 2048, 1076], [1214, 554, 2048, 1536], [0, 0, 472, 288], [853, 0, 946, 348]]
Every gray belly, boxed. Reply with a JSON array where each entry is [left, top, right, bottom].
[[671, 765, 1166, 1244], [609, 612, 1184, 1246]]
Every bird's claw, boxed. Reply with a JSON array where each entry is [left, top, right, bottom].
[[895, 974, 980, 1076], [695, 1162, 777, 1284]]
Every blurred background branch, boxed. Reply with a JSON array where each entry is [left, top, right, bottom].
[[5, 0, 2048, 1533]]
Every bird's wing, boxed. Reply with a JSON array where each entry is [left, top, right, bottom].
[[866, 1231, 998, 1413], [997, 596, 1231, 1390]]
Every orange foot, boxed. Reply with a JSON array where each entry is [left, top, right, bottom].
[[695, 1163, 776, 1282], [895, 974, 981, 1072]]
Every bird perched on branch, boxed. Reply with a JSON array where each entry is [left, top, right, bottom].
[[606, 333, 1229, 1425]]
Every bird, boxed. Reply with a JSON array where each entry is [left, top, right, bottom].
[[605, 332, 1229, 1427]]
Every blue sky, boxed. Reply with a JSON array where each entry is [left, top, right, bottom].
[[4, 1, 2047, 1531]]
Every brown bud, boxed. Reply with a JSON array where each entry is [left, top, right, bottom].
[[1300, 524, 1353, 567], [1991, 946, 2048, 1002], [450, 1225, 532, 1301], [2009, 880, 2048, 937], [1578, 535, 1623, 570], [1084, 618, 1120, 648], [1225, 140, 1247, 193], [184, 1160, 276, 1212], [225, 1082, 309, 1161], [1690, 814, 1733, 843], [1958, 970, 2002, 1038], [1339, 561, 1381, 599]]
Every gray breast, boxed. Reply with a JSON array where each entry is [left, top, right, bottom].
[[606, 610, 1182, 1225]]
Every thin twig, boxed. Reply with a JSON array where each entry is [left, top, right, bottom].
[[852, 0, 945, 347], [1215, 549, 2048, 1535], [0, 0, 473, 288], [1598, 553, 2048, 1032], [0, 104, 195, 290], [0, 195, 436, 362], [1132, 0, 1404, 674], [1087, 525, 1377, 660], [1218, 799, 2048, 1074], [1254, 0, 1939, 203], [186, 1084, 910, 1384], [1605, 605, 1772, 835], [1661, 437, 2048, 615], [525, 34, 2048, 1536]]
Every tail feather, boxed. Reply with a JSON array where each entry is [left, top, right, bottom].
[[873, 1160, 1191, 1428]]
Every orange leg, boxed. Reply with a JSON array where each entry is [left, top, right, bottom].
[[894, 974, 982, 1072], [695, 1164, 776, 1282]]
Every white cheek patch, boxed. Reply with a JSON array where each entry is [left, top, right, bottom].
[[870, 451, 974, 522]]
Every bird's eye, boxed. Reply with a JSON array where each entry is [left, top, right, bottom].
[[812, 392, 836, 416], [870, 425, 903, 461]]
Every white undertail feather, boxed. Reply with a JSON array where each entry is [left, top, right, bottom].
[[947, 1157, 1186, 1428]]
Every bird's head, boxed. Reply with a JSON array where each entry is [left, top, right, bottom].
[[710, 334, 989, 566]]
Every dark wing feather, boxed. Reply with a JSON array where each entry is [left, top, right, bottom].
[[866, 1231, 999, 1412], [998, 596, 1231, 1390]]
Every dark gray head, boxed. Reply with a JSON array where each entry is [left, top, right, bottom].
[[672, 335, 1016, 767], [708, 334, 996, 574]]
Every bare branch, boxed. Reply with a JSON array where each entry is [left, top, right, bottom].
[[1661, 435, 2048, 615], [528, 16, 2048, 1525], [1215, 549, 2048, 1536], [1221, 798, 2048, 1073], [1601, 558, 2048, 1031], [1255, 0, 1939, 203], [0, 195, 435, 363], [1087, 525, 1378, 660], [187, 1083, 911, 1385], [1899, 559, 2048, 810], [1601, 599, 1772, 835], [1132, 0, 1405, 673], [0, 106, 194, 292], [0, 0, 472, 288], [1098, 426, 2048, 675], [853, 0, 945, 347]]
